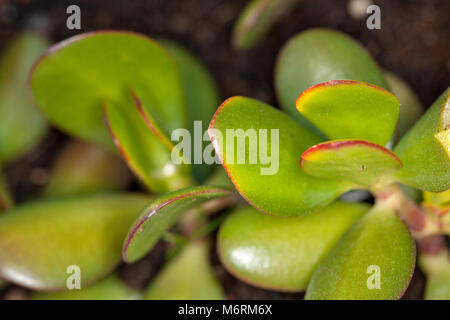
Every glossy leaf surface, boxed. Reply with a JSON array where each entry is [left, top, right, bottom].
[[30, 31, 186, 149], [145, 241, 224, 300], [163, 40, 220, 183], [123, 186, 232, 263], [0, 32, 49, 164], [275, 29, 387, 123], [209, 96, 350, 216], [394, 88, 450, 192], [232, 0, 300, 50], [296, 80, 400, 145], [104, 99, 191, 193], [31, 274, 140, 300], [300, 140, 402, 186], [0, 193, 150, 290], [305, 205, 415, 300], [384, 71, 423, 141], [218, 202, 369, 291], [45, 140, 131, 197]]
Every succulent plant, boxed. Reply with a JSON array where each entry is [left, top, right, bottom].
[[0, 26, 448, 300]]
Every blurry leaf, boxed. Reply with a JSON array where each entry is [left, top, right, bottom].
[[45, 140, 131, 197], [0, 32, 49, 164], [0, 193, 150, 290], [296, 80, 400, 145], [419, 247, 450, 300], [300, 139, 402, 186], [162, 40, 221, 183], [104, 97, 192, 193], [145, 241, 224, 300], [205, 167, 234, 189], [218, 202, 369, 291], [123, 186, 232, 263], [384, 71, 423, 141], [423, 189, 450, 210], [31, 274, 141, 300], [394, 88, 450, 192], [208, 96, 351, 216], [275, 29, 387, 125], [305, 204, 415, 300], [30, 31, 186, 149], [232, 0, 301, 51], [0, 171, 12, 212]]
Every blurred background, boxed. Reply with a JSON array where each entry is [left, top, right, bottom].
[[0, 0, 448, 299]]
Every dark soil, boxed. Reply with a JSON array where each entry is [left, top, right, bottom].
[[0, 0, 448, 300]]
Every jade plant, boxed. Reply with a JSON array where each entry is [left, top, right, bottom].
[[0, 26, 448, 301]]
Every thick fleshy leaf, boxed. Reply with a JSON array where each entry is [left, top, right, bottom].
[[0, 193, 150, 290], [305, 205, 415, 300], [275, 29, 387, 124], [162, 40, 220, 183], [31, 274, 141, 300], [208, 96, 350, 216], [218, 202, 369, 292], [296, 80, 400, 145], [300, 140, 402, 186], [0, 32, 49, 164], [123, 186, 232, 263], [45, 140, 131, 197], [30, 31, 186, 149], [104, 98, 192, 193], [394, 88, 450, 192], [384, 71, 423, 141], [232, 0, 301, 51], [0, 172, 12, 212], [145, 241, 224, 300]]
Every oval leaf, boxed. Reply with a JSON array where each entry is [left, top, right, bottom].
[[300, 140, 402, 186], [162, 40, 221, 183], [305, 205, 416, 300], [31, 274, 140, 300], [0, 193, 150, 290], [0, 32, 49, 164], [218, 202, 369, 292], [275, 28, 388, 124], [384, 71, 423, 142], [123, 186, 232, 263], [145, 241, 224, 300], [45, 140, 131, 197], [296, 80, 400, 146], [208, 96, 350, 216], [30, 31, 186, 149], [232, 0, 301, 51], [104, 98, 192, 193], [394, 88, 450, 192]]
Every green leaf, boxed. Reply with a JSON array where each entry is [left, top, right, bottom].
[[123, 186, 232, 263], [300, 139, 402, 186], [275, 29, 387, 125], [0, 32, 49, 164], [104, 97, 192, 193], [419, 248, 450, 300], [45, 140, 131, 197], [305, 204, 416, 300], [30, 31, 186, 149], [424, 271, 450, 300], [394, 88, 450, 192], [145, 241, 225, 300], [31, 274, 141, 300], [0, 171, 12, 212], [384, 71, 423, 142], [162, 40, 221, 183], [218, 202, 369, 292], [208, 96, 350, 216], [232, 0, 301, 51], [296, 80, 400, 146], [0, 193, 150, 290]]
